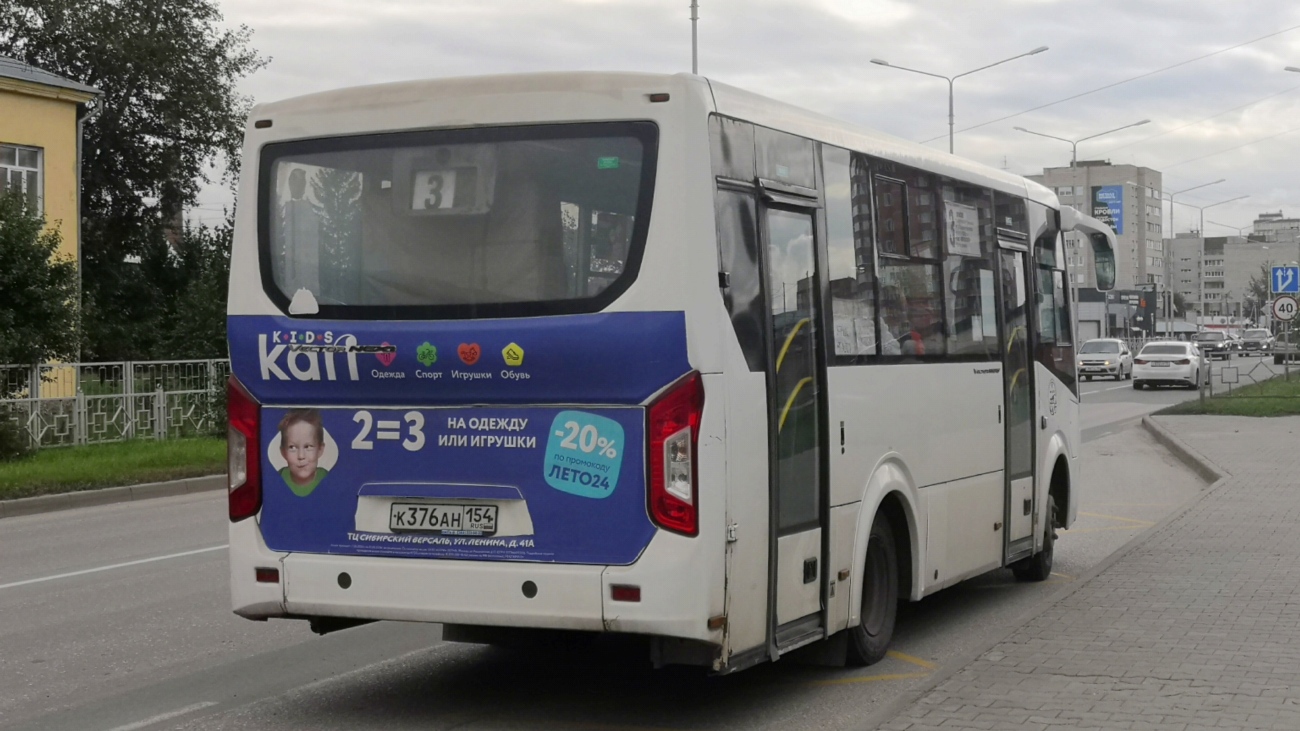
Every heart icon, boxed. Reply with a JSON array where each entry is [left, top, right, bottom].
[[458, 343, 481, 365], [375, 342, 396, 367]]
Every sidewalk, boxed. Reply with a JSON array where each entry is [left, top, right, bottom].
[[876, 415, 1300, 731]]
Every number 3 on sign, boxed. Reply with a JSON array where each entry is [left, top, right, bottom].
[[413, 170, 456, 210]]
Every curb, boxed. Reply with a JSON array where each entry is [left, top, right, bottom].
[[0, 474, 225, 520], [861, 419, 1230, 731], [1139, 415, 1230, 483]]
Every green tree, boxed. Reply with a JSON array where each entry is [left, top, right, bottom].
[[156, 216, 232, 359], [0, 0, 266, 360], [1246, 261, 1274, 316], [0, 191, 79, 365]]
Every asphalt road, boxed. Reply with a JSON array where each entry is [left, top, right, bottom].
[[0, 376, 1216, 731]]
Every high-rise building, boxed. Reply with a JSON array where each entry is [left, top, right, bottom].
[[1165, 211, 1300, 322], [1252, 211, 1300, 245], [1028, 161, 1164, 292]]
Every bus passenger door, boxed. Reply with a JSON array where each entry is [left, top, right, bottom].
[[998, 247, 1036, 560], [761, 203, 827, 649]]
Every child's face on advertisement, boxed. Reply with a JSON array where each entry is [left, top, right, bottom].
[[281, 422, 323, 484]]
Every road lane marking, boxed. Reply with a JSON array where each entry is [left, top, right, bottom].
[[0, 545, 228, 590], [1081, 384, 1132, 395], [1063, 525, 1156, 535], [886, 650, 937, 670], [810, 671, 931, 686], [1050, 571, 1074, 580], [1078, 511, 1156, 526], [104, 701, 217, 731]]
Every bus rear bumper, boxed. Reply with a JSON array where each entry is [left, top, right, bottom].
[[231, 527, 719, 642], [280, 553, 606, 631]]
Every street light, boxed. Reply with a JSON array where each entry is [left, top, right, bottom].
[[870, 46, 1049, 154], [1178, 194, 1249, 319], [1012, 119, 1151, 167], [1167, 179, 1225, 236], [1206, 220, 1253, 237]]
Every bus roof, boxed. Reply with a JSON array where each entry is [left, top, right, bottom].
[[251, 71, 1053, 208], [705, 77, 1051, 205]]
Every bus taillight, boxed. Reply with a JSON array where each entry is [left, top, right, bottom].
[[227, 376, 262, 522], [647, 372, 703, 537]]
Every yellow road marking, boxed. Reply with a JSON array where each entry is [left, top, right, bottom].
[[810, 671, 931, 687], [1050, 571, 1074, 580], [1077, 511, 1156, 526], [1063, 525, 1155, 535], [886, 650, 937, 670]]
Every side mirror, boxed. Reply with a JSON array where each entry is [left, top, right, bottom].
[[1090, 233, 1116, 291]]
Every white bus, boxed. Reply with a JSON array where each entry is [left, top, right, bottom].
[[226, 72, 1117, 673]]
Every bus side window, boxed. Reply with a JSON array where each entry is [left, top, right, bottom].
[[824, 147, 877, 361], [942, 182, 997, 359], [871, 158, 945, 359], [714, 188, 766, 372]]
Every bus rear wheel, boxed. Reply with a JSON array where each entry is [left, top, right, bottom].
[[846, 513, 899, 666]]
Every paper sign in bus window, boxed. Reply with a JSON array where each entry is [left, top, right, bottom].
[[268, 409, 339, 497], [544, 411, 624, 499]]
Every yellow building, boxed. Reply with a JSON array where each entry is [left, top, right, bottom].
[[0, 55, 98, 263]]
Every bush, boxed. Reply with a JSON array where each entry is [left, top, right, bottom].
[[0, 413, 34, 462]]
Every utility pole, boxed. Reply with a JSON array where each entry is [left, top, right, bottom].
[[690, 0, 699, 75]]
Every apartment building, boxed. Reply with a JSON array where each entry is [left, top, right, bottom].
[[1028, 161, 1163, 291]]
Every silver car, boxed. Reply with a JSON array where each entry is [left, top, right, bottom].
[[1077, 338, 1133, 381]]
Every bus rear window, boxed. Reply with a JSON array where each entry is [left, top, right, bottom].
[[258, 122, 658, 318]]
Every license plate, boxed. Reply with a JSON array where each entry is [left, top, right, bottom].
[[1084, 367, 1103, 372], [389, 503, 498, 535], [1152, 362, 1171, 367]]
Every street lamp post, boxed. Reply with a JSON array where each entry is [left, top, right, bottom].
[[1012, 119, 1151, 167], [870, 46, 1049, 154], [1206, 220, 1252, 237], [1178, 195, 1250, 320]]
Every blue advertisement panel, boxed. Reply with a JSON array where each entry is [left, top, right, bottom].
[[228, 311, 691, 407], [1091, 185, 1124, 235], [260, 405, 654, 564]]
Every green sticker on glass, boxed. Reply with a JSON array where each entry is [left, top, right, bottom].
[[597, 156, 620, 170]]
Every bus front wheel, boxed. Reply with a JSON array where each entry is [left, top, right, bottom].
[[846, 513, 899, 666]]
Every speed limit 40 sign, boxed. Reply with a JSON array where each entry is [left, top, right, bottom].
[[1273, 295, 1298, 322]]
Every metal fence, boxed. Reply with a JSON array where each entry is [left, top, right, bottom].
[[0, 360, 230, 449]]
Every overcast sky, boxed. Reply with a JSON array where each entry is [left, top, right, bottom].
[[201, 0, 1300, 240]]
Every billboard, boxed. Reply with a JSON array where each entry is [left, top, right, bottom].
[[1091, 185, 1124, 235]]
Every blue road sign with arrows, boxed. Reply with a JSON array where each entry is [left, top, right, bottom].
[[1273, 266, 1300, 294]]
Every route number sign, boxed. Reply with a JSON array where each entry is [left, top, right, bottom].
[[1273, 295, 1298, 322], [1272, 266, 1300, 294]]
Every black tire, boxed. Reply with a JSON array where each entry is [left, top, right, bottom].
[[1012, 496, 1056, 582], [846, 513, 899, 666], [1132, 381, 1142, 390], [1084, 375, 1092, 382], [1125, 368, 1133, 380]]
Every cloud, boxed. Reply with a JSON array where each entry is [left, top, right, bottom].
[[201, 0, 1300, 231]]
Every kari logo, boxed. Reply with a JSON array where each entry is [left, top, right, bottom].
[[375, 342, 397, 367], [502, 343, 524, 367], [259, 333, 361, 382], [458, 343, 481, 365], [417, 342, 438, 367]]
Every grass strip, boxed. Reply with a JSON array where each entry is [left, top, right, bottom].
[[1158, 373, 1300, 417], [0, 437, 225, 501]]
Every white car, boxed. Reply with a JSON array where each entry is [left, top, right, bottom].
[[1077, 338, 1133, 381], [1133, 341, 1208, 390]]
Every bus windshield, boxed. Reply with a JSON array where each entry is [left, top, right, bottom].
[[260, 122, 657, 317]]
